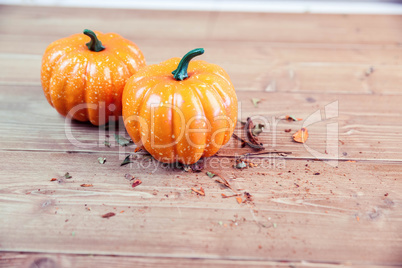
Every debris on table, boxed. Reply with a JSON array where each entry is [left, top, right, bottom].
[[190, 161, 204, 172], [285, 115, 303, 121], [102, 212, 116, 219], [134, 146, 144, 153], [251, 123, 265, 137], [191, 187, 205, 196], [64, 172, 72, 179], [221, 193, 241, 198], [234, 160, 247, 169], [210, 171, 237, 194], [251, 98, 261, 108], [206, 171, 216, 178], [98, 157, 106, 164], [50, 178, 57, 181], [104, 141, 111, 147], [232, 118, 265, 150], [365, 66, 375, 76], [114, 134, 133, 146], [293, 128, 309, 143], [132, 179, 142, 188], [245, 117, 265, 150], [120, 154, 132, 166], [80, 184, 93, 187]]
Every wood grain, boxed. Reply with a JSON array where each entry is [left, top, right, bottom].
[[1, 85, 401, 162], [0, 151, 401, 265], [2, 5, 402, 45], [2, 5, 402, 94], [0, 252, 396, 268]]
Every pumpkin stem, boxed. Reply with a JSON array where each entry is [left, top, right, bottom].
[[172, 48, 204, 81], [83, 29, 105, 52]]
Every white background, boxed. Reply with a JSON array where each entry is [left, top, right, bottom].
[[2, 0, 402, 14]]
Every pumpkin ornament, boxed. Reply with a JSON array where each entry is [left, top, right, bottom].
[[41, 29, 146, 125], [123, 48, 238, 164]]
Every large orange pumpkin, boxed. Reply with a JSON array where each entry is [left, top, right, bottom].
[[122, 48, 238, 164], [41, 29, 146, 125]]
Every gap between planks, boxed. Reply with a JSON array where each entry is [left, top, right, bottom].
[[0, 251, 399, 268], [1, 148, 402, 165]]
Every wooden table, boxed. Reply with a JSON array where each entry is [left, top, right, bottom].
[[1, 4, 402, 267]]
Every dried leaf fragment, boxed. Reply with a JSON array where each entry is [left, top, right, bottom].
[[134, 146, 144, 153], [191, 187, 205, 196], [132, 179, 142, 188], [243, 192, 253, 203], [206, 171, 216, 178], [292, 128, 309, 143], [249, 162, 258, 168], [236, 196, 242, 204], [64, 172, 72, 179], [102, 212, 115, 219], [190, 161, 204, 172], [212, 172, 237, 194], [251, 98, 261, 108], [252, 123, 265, 137], [221, 193, 240, 198], [120, 154, 132, 166], [234, 160, 247, 169], [285, 115, 303, 121], [50, 178, 57, 182], [365, 66, 374, 76], [98, 157, 106, 164], [114, 134, 133, 146], [80, 184, 93, 187], [245, 118, 264, 150]]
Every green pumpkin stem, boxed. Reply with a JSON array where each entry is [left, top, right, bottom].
[[83, 29, 105, 52], [172, 48, 204, 81]]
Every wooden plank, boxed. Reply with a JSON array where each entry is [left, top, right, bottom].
[[0, 252, 395, 268], [0, 151, 401, 265], [211, 12, 402, 45], [3, 51, 402, 94], [1, 5, 402, 45], [1, 85, 402, 161], [0, 5, 211, 42], [2, 5, 402, 94]]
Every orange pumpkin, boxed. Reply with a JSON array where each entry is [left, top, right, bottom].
[[122, 48, 238, 164], [41, 29, 146, 125]]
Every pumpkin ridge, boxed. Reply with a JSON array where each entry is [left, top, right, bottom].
[[83, 56, 94, 123], [194, 72, 237, 144], [106, 52, 132, 120], [108, 36, 145, 67], [51, 57, 78, 116], [135, 79, 163, 154], [187, 80, 213, 158], [104, 65, 114, 120], [80, 59, 90, 121], [192, 60, 232, 86], [171, 82, 177, 162], [46, 52, 69, 95], [110, 45, 141, 76]]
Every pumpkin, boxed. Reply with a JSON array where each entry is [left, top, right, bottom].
[[122, 48, 238, 164], [41, 29, 146, 125]]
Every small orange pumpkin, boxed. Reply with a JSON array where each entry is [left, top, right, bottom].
[[122, 48, 238, 164], [41, 29, 146, 125]]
